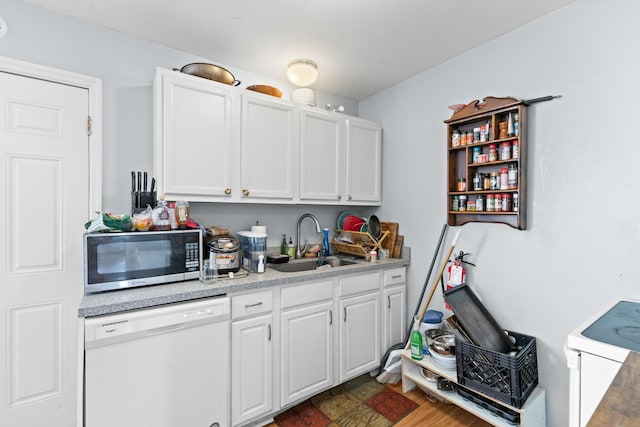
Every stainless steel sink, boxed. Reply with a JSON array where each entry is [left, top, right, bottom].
[[270, 256, 359, 273]]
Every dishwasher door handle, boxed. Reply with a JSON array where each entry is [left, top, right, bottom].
[[146, 323, 186, 336]]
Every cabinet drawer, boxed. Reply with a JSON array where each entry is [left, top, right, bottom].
[[281, 280, 333, 309], [339, 272, 380, 298], [232, 290, 273, 320], [384, 268, 406, 287]]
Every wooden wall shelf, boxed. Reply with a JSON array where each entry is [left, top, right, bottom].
[[445, 97, 527, 230]]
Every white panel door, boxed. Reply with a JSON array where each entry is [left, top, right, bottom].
[[344, 118, 382, 204], [339, 292, 381, 381], [240, 93, 297, 201], [280, 301, 333, 406], [383, 286, 406, 352], [157, 70, 234, 200], [231, 314, 273, 425], [579, 352, 622, 427], [0, 71, 89, 426], [299, 108, 343, 202]]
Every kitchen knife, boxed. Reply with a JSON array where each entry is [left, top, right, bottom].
[[150, 177, 156, 194], [137, 171, 142, 208], [131, 171, 136, 193], [143, 172, 148, 192]]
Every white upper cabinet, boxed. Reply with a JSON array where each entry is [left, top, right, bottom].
[[299, 108, 382, 206], [299, 107, 343, 202], [154, 67, 382, 205], [154, 68, 234, 201], [240, 93, 298, 201], [345, 117, 382, 204]]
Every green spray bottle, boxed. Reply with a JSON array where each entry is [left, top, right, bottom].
[[410, 315, 423, 360]]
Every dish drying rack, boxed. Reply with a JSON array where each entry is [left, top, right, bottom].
[[331, 230, 389, 258]]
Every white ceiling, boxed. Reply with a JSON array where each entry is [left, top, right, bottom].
[[20, 0, 575, 100]]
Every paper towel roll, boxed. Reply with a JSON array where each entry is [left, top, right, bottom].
[[251, 225, 267, 234]]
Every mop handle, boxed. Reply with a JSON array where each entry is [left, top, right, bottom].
[[416, 229, 461, 326]]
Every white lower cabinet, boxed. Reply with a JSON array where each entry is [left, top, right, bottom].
[[338, 291, 381, 381], [230, 267, 406, 425], [382, 268, 407, 352], [280, 280, 334, 406], [231, 291, 274, 426], [337, 271, 381, 382]]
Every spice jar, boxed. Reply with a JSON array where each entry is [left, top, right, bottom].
[[501, 194, 512, 212], [490, 172, 500, 190], [512, 139, 519, 159], [459, 195, 467, 211], [467, 200, 476, 211], [452, 130, 460, 148], [460, 131, 467, 146], [457, 178, 467, 192], [513, 193, 519, 212], [483, 174, 492, 190], [473, 173, 482, 191], [500, 168, 509, 190], [473, 127, 481, 143], [472, 147, 481, 163], [488, 144, 498, 162], [486, 194, 495, 212], [476, 195, 484, 211], [452, 195, 459, 211], [500, 142, 511, 160], [508, 164, 518, 189]]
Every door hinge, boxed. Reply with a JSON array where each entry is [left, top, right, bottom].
[[87, 116, 92, 136]]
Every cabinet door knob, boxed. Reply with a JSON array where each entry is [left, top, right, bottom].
[[268, 324, 272, 342], [343, 307, 347, 322], [242, 189, 250, 196], [387, 296, 391, 309], [347, 195, 352, 200], [224, 188, 232, 195], [337, 195, 342, 200], [329, 310, 333, 325]]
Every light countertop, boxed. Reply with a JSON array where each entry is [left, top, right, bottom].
[[79, 255, 410, 318]]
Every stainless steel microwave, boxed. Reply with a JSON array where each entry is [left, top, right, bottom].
[[83, 229, 202, 294]]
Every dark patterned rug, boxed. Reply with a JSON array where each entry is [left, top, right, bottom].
[[274, 374, 417, 427]]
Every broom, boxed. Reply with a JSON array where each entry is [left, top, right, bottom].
[[376, 224, 454, 383]]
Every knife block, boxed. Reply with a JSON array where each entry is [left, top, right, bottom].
[[132, 191, 156, 215]]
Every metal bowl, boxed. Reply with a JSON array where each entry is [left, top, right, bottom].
[[176, 63, 241, 86], [247, 85, 282, 98], [425, 328, 450, 341], [430, 333, 456, 356], [420, 367, 439, 382]]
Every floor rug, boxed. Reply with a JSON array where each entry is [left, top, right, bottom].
[[273, 374, 418, 427]]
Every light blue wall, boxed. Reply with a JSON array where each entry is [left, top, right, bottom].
[[359, 0, 640, 425], [0, 0, 360, 247]]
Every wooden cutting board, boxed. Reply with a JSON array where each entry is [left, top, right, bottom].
[[392, 235, 404, 258], [380, 222, 399, 256]]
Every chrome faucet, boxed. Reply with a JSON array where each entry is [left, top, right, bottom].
[[296, 213, 322, 259]]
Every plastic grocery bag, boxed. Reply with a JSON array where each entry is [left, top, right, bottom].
[[85, 212, 133, 232]]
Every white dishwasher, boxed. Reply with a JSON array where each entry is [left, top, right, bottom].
[[84, 297, 230, 427]]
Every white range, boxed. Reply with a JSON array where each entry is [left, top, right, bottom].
[[565, 299, 640, 427]]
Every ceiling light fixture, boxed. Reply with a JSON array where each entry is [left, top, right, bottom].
[[286, 59, 318, 87]]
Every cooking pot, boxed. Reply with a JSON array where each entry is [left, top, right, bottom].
[[207, 236, 241, 273], [175, 63, 241, 86]]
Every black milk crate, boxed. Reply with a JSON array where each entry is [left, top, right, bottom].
[[456, 330, 538, 408]]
